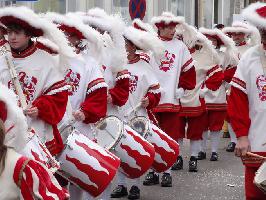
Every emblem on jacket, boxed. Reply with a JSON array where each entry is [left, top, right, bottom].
[[159, 50, 176, 72], [256, 75, 266, 101], [8, 71, 37, 103], [64, 69, 81, 96], [129, 74, 138, 93]]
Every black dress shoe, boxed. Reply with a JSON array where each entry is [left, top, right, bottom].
[[161, 173, 172, 187], [197, 151, 206, 160], [143, 171, 159, 186], [189, 156, 198, 172], [128, 185, 140, 200], [110, 185, 128, 198], [226, 142, 236, 152], [171, 156, 183, 170], [210, 152, 219, 161]]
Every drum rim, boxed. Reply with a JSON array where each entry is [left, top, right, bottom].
[[95, 115, 123, 150], [129, 116, 150, 137]]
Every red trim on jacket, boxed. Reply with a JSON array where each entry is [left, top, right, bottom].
[[180, 98, 206, 117], [11, 41, 37, 58], [153, 103, 181, 113]]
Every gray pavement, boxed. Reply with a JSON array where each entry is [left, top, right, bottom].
[[111, 137, 245, 200]]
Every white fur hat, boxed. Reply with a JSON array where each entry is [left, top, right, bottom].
[[151, 12, 185, 32], [242, 2, 266, 29], [124, 26, 164, 61], [0, 7, 74, 59], [132, 18, 157, 35], [0, 83, 28, 152], [45, 12, 103, 61]]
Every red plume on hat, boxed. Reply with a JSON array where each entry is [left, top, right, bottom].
[[242, 2, 266, 29]]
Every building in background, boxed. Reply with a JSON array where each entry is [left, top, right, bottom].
[[0, 0, 263, 28]]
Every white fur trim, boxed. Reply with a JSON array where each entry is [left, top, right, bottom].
[[132, 18, 157, 35], [223, 21, 253, 34], [149, 88, 161, 94], [151, 12, 185, 32], [46, 85, 70, 96], [242, 2, 266, 29], [86, 82, 108, 95], [0, 7, 75, 69], [124, 26, 165, 62], [0, 83, 28, 152], [116, 73, 130, 81]]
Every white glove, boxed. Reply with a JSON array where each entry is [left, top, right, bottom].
[[199, 87, 209, 98], [176, 88, 185, 99]]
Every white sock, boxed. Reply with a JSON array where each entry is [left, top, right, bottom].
[[164, 168, 171, 175], [178, 138, 183, 156], [132, 177, 141, 187], [200, 131, 208, 152], [117, 171, 127, 186], [228, 123, 237, 143], [190, 140, 200, 157], [210, 131, 221, 153]]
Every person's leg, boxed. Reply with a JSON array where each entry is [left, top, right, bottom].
[[226, 123, 237, 152], [245, 166, 266, 200], [110, 172, 128, 198], [128, 178, 141, 200]]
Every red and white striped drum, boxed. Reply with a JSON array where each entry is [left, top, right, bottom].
[[20, 131, 60, 173], [129, 116, 179, 173], [56, 130, 120, 197], [95, 116, 155, 179]]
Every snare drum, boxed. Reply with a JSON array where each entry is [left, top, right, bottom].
[[254, 161, 266, 193], [129, 116, 179, 173], [19, 131, 60, 173], [95, 116, 155, 179], [56, 129, 120, 197]]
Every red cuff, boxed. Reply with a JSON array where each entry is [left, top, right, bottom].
[[109, 78, 129, 107], [178, 66, 196, 90], [224, 67, 237, 83], [80, 87, 107, 124], [146, 92, 161, 110], [205, 70, 224, 91]]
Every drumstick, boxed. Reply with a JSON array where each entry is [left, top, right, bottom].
[[246, 152, 266, 160], [105, 128, 116, 140]]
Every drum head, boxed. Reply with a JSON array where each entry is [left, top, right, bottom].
[[129, 116, 149, 136], [95, 116, 122, 150]]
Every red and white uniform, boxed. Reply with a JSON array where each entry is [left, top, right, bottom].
[[64, 54, 107, 139], [178, 47, 223, 140], [228, 44, 266, 199], [0, 42, 69, 155], [0, 148, 69, 200], [151, 37, 196, 141], [122, 56, 161, 119]]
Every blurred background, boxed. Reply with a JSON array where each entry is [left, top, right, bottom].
[[0, 0, 265, 28]]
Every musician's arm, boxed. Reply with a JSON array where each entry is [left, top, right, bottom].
[[145, 84, 161, 110]]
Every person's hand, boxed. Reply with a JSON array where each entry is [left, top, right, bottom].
[[73, 110, 85, 121], [141, 97, 149, 108], [107, 93, 112, 104], [235, 136, 251, 157], [176, 88, 185, 99], [24, 106, 38, 118]]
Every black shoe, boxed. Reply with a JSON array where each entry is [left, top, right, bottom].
[[110, 185, 128, 198], [226, 142, 236, 152], [197, 151, 206, 160], [171, 156, 183, 170], [143, 171, 159, 186], [189, 156, 198, 172], [161, 173, 172, 187], [128, 185, 140, 200], [210, 152, 219, 161]]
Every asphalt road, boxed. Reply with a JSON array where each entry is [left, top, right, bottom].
[[110, 137, 245, 200]]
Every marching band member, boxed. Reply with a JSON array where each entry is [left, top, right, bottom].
[[150, 12, 196, 178], [110, 26, 163, 199], [0, 83, 69, 200], [223, 21, 260, 152], [228, 2, 266, 199], [199, 27, 238, 161], [45, 12, 108, 200], [176, 24, 223, 171], [0, 7, 74, 157]]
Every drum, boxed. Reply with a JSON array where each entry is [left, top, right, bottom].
[[95, 116, 155, 179], [20, 131, 60, 173], [254, 161, 266, 193], [129, 116, 179, 173], [56, 129, 120, 197]]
